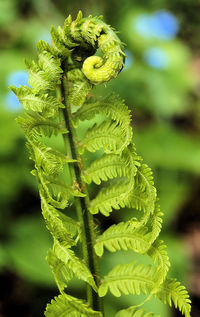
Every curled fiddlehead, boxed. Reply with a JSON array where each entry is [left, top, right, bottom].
[[69, 11, 125, 84], [11, 11, 191, 317]]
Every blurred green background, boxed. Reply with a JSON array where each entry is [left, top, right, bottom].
[[1, 0, 200, 316]]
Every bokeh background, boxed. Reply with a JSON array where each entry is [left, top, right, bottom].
[[1, 0, 200, 316]]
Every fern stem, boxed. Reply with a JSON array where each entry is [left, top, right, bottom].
[[58, 71, 103, 314]]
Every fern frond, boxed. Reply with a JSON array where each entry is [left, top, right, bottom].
[[50, 26, 73, 58], [74, 94, 132, 149], [62, 15, 80, 48], [11, 86, 64, 117], [147, 240, 170, 281], [90, 170, 156, 217], [83, 147, 139, 185], [90, 179, 132, 216], [74, 94, 130, 124], [47, 248, 74, 292], [88, 154, 155, 217], [38, 172, 85, 211], [16, 113, 68, 141], [68, 77, 92, 107], [53, 240, 97, 291], [79, 120, 129, 154], [25, 59, 56, 92], [115, 307, 159, 317], [134, 164, 157, 215], [37, 172, 69, 209], [37, 39, 51, 53], [99, 262, 191, 317], [83, 153, 130, 185], [41, 197, 75, 248], [95, 223, 170, 284], [148, 202, 163, 243], [38, 50, 63, 81], [47, 176, 86, 198], [94, 221, 149, 256], [45, 293, 102, 317], [28, 142, 69, 176], [156, 278, 191, 317], [56, 210, 81, 239], [13, 12, 191, 317], [98, 261, 157, 297], [80, 16, 104, 47]]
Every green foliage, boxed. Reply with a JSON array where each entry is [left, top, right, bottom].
[[12, 11, 191, 317], [115, 307, 159, 317], [45, 293, 102, 317]]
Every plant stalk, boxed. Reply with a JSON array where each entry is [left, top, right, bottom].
[[58, 71, 103, 314]]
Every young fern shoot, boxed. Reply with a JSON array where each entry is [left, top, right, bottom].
[[11, 11, 191, 317]]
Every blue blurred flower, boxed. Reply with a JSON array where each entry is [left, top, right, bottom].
[[36, 31, 51, 45], [5, 70, 29, 111], [5, 91, 22, 111], [150, 11, 178, 40], [133, 14, 153, 38], [134, 10, 178, 40], [6, 70, 29, 87], [124, 50, 134, 69], [143, 47, 169, 69]]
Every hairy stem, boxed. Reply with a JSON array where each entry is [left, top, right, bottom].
[[58, 71, 103, 313]]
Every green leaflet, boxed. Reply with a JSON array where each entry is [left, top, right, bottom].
[[50, 26, 73, 58], [83, 153, 131, 185], [38, 173, 85, 209], [79, 120, 129, 154], [10, 86, 64, 117], [17, 112, 68, 141], [29, 142, 69, 176], [67, 68, 92, 107], [98, 261, 157, 297], [68, 80, 92, 107], [94, 222, 170, 286], [88, 152, 156, 217], [41, 197, 75, 247], [62, 16, 79, 49], [38, 50, 63, 81], [37, 173, 69, 209], [135, 164, 157, 215], [94, 221, 148, 256], [53, 240, 97, 292], [115, 307, 159, 317], [74, 94, 132, 148], [83, 147, 139, 185], [90, 173, 154, 217], [47, 249, 74, 292], [45, 293, 103, 317], [90, 179, 133, 216], [99, 262, 191, 316], [56, 211, 81, 239], [12, 11, 191, 317], [148, 202, 163, 244], [156, 278, 191, 317], [147, 240, 170, 280], [25, 59, 56, 92]]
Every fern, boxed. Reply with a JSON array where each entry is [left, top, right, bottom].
[[11, 86, 64, 117], [12, 11, 191, 317], [83, 145, 140, 185], [46, 248, 74, 292], [155, 278, 191, 317], [98, 262, 190, 316], [115, 307, 159, 317], [79, 120, 129, 154], [45, 293, 102, 317]]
